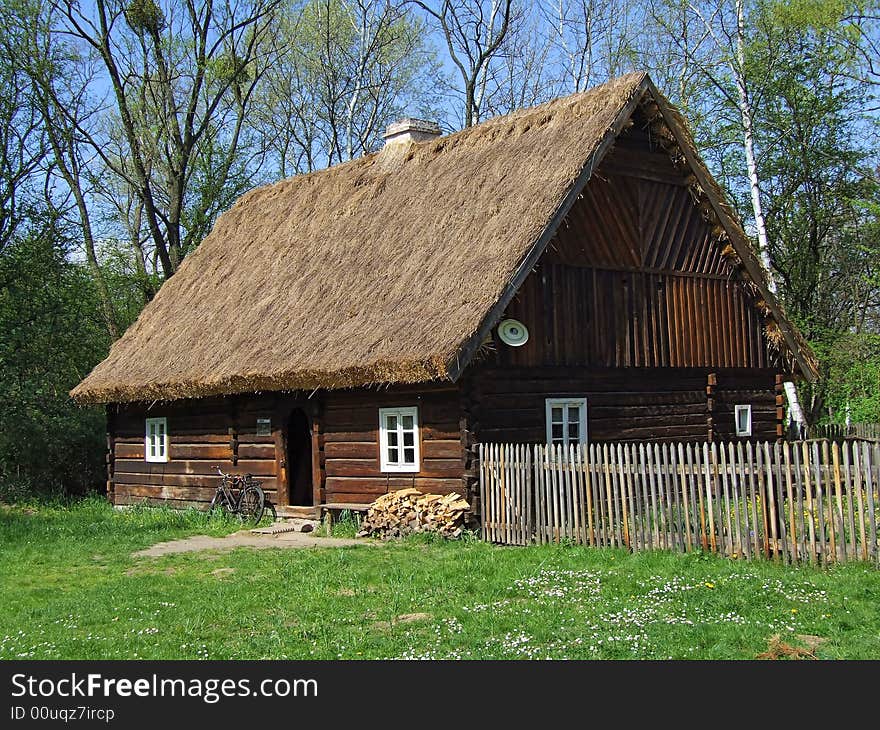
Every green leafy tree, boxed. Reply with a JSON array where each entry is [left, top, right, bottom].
[[0, 220, 109, 498]]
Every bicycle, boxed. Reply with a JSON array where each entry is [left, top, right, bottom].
[[209, 465, 266, 525]]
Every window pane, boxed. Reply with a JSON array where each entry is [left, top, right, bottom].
[[403, 447, 415, 464], [386, 415, 397, 430], [402, 415, 414, 430], [568, 423, 579, 440], [403, 431, 414, 447], [552, 423, 563, 439], [387, 431, 398, 447], [388, 447, 398, 463], [568, 407, 580, 424], [551, 407, 563, 423], [150, 440, 156, 457]]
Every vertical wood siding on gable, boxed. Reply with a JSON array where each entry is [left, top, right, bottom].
[[494, 124, 775, 373]]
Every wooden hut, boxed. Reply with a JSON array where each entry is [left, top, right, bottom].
[[72, 73, 818, 517]]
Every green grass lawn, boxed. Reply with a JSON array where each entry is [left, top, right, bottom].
[[1, 498, 878, 660]]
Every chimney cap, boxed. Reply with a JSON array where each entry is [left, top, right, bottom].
[[382, 118, 442, 145]]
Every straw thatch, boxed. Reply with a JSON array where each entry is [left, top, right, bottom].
[[72, 72, 817, 405]]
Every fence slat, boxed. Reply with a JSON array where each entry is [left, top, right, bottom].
[[866, 442, 878, 561], [645, 444, 660, 550], [773, 441, 791, 564], [853, 443, 867, 560], [832, 442, 846, 563], [783, 442, 796, 563], [760, 442, 775, 561], [633, 443, 651, 550], [822, 440, 836, 564], [611, 445, 623, 548], [842, 443, 855, 562], [813, 441, 827, 565], [590, 444, 602, 547], [574, 444, 585, 545], [623, 444, 636, 551], [718, 444, 742, 555], [479, 444, 486, 542], [744, 441, 759, 559], [676, 442, 693, 552], [801, 442, 816, 565], [756, 443, 768, 558], [705, 444, 718, 554]]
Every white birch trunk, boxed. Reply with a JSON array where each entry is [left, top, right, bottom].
[[735, 0, 804, 428], [734, 0, 775, 294]]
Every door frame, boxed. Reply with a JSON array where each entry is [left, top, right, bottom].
[[274, 397, 323, 508]]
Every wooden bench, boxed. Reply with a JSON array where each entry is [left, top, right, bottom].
[[320, 502, 373, 529]]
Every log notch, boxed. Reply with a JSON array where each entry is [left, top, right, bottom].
[[775, 374, 785, 439], [106, 405, 116, 502], [271, 394, 289, 507], [310, 397, 325, 506], [706, 372, 717, 442], [459, 375, 478, 513], [228, 396, 239, 466]]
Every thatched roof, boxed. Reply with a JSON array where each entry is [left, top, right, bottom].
[[72, 72, 817, 404]]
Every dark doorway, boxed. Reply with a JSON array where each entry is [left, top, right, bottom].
[[286, 409, 313, 506]]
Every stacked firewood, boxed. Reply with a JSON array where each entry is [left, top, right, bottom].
[[357, 489, 471, 539]]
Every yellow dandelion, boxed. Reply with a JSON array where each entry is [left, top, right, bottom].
[[704, 582, 715, 589]]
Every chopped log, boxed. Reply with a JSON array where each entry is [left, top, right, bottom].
[[357, 489, 471, 540]]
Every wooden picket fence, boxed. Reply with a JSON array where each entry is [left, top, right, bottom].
[[803, 423, 880, 442], [479, 440, 880, 565]]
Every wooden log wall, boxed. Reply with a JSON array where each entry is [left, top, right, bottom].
[[465, 367, 779, 444], [322, 385, 467, 504], [109, 395, 279, 509]]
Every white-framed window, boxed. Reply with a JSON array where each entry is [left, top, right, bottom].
[[379, 407, 420, 472], [145, 417, 169, 463], [545, 398, 588, 447], [735, 405, 752, 437]]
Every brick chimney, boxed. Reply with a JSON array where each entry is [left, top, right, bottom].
[[382, 118, 442, 146]]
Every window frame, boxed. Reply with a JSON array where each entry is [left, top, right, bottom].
[[545, 397, 588, 448], [145, 417, 169, 463], [379, 406, 420, 473], [734, 404, 752, 437]]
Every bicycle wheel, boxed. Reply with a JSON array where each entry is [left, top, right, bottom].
[[237, 484, 265, 525]]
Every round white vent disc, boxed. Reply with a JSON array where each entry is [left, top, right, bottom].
[[498, 319, 529, 347]]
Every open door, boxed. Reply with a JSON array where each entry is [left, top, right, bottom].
[[286, 408, 313, 506]]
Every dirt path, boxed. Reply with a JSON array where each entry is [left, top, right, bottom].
[[134, 530, 375, 558]]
